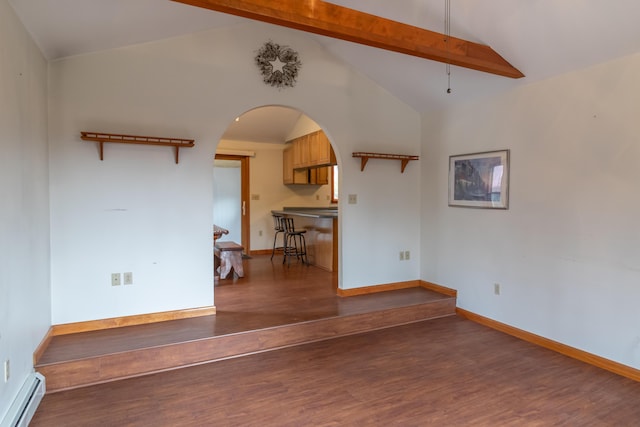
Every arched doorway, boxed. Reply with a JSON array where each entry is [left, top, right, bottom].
[[213, 105, 339, 286]]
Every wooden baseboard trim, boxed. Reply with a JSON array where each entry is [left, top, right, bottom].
[[457, 308, 640, 383], [337, 280, 420, 297], [33, 327, 54, 364], [250, 249, 273, 256], [420, 281, 457, 297], [51, 306, 217, 336], [337, 280, 458, 298]]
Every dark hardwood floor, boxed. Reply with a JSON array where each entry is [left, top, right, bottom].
[[37, 255, 450, 366], [31, 255, 640, 425], [32, 316, 640, 426]]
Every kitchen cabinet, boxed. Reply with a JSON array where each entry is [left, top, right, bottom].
[[283, 144, 329, 185], [314, 165, 329, 185], [307, 131, 336, 167], [292, 133, 309, 169], [283, 145, 308, 184], [289, 130, 336, 170]]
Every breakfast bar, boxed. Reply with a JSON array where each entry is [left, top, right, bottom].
[[271, 207, 338, 272]]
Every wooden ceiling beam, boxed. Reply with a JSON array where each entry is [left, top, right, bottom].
[[172, 0, 524, 78]]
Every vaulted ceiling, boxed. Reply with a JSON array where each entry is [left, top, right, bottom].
[[9, 0, 640, 139]]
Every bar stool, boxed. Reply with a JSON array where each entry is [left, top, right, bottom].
[[270, 214, 285, 260], [281, 216, 308, 265]]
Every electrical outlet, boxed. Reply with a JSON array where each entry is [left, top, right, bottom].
[[404, 250, 410, 260], [494, 283, 500, 295], [111, 273, 121, 286], [4, 359, 9, 383], [251, 194, 260, 200], [348, 194, 357, 204], [399, 251, 405, 261], [258, 230, 263, 237], [123, 272, 133, 285]]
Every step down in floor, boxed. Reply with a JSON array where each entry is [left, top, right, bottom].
[[37, 292, 455, 392]]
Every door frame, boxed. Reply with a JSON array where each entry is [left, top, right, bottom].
[[214, 154, 250, 253]]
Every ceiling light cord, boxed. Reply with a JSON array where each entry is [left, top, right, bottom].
[[445, 0, 452, 94]]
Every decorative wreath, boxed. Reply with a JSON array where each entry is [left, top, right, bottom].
[[255, 41, 302, 89]]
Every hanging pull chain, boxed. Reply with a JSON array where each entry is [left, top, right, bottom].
[[445, 0, 452, 93]]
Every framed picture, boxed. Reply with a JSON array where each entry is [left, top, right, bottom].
[[449, 150, 509, 209]]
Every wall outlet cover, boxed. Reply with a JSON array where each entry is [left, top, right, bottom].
[[111, 273, 121, 286]]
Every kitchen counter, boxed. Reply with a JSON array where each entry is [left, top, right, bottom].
[[273, 207, 338, 218], [272, 208, 338, 272]]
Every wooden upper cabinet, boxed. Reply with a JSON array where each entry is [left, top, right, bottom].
[[308, 131, 336, 167], [290, 130, 336, 169], [292, 134, 309, 169], [314, 166, 329, 185], [284, 143, 315, 184], [284, 130, 336, 185], [283, 145, 295, 184]]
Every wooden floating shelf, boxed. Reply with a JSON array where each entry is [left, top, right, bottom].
[[352, 152, 419, 173], [81, 132, 195, 164]]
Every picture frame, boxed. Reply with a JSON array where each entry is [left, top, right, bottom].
[[448, 149, 509, 209]]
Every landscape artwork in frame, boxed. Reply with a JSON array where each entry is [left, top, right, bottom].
[[449, 150, 509, 209]]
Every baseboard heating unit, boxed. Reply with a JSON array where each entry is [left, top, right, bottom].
[[1, 373, 46, 427]]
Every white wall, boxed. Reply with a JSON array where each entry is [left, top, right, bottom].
[[421, 53, 640, 369], [0, 0, 50, 420], [48, 21, 421, 323]]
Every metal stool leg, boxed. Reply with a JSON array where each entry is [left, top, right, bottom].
[[271, 215, 284, 260], [271, 228, 283, 260], [281, 217, 307, 266], [283, 230, 299, 265], [297, 232, 308, 264]]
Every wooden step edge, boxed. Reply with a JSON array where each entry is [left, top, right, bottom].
[[337, 280, 457, 298], [50, 306, 217, 337], [33, 327, 54, 365], [38, 299, 456, 370], [34, 306, 217, 365], [337, 280, 420, 297], [420, 280, 458, 297], [36, 295, 454, 368], [40, 299, 456, 392], [36, 283, 455, 364]]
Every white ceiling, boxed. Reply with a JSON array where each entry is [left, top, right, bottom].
[[9, 0, 640, 141], [223, 106, 304, 144]]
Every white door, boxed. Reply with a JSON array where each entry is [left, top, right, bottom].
[[213, 159, 242, 244]]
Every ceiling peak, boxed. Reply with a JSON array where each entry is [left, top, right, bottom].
[[172, 0, 524, 79]]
